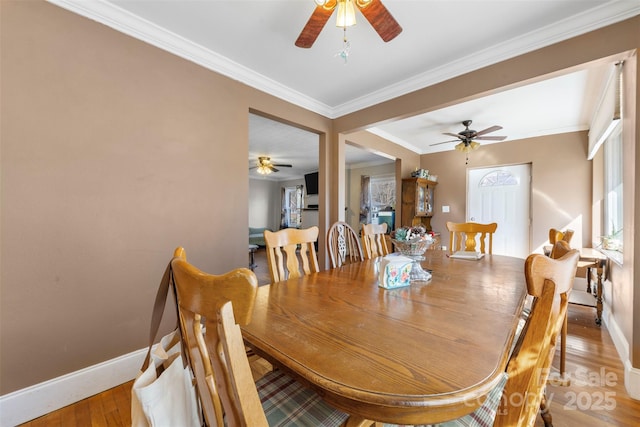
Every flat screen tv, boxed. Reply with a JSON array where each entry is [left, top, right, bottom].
[[304, 172, 319, 195]]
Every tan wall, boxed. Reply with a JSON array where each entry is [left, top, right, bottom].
[[0, 1, 331, 394], [248, 179, 280, 231], [423, 132, 592, 251]]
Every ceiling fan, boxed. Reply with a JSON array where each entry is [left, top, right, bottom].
[[431, 120, 507, 150], [250, 156, 292, 175], [295, 0, 402, 48], [431, 120, 507, 164]]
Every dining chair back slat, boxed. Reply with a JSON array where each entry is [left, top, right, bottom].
[[264, 226, 319, 283], [549, 228, 574, 245], [446, 221, 498, 254], [361, 223, 390, 259], [170, 247, 259, 427], [327, 221, 364, 268]]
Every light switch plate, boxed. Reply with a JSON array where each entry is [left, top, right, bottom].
[[442, 205, 450, 213]]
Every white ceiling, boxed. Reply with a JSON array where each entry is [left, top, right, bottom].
[[51, 0, 639, 180]]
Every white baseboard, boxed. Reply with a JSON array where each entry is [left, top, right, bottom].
[[0, 348, 146, 426], [602, 307, 640, 400]]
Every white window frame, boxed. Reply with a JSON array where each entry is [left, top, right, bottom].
[[603, 122, 623, 253]]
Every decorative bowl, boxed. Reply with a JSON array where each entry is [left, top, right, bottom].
[[392, 238, 432, 258]]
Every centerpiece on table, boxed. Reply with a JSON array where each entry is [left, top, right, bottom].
[[390, 226, 434, 282]]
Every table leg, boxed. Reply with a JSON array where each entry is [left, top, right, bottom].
[[248, 246, 258, 271], [586, 267, 592, 294], [560, 312, 567, 376], [595, 263, 603, 326]]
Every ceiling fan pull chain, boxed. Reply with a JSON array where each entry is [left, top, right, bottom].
[[336, 27, 350, 63]]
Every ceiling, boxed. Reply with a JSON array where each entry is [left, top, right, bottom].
[[52, 0, 639, 180]]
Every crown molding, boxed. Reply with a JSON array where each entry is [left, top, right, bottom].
[[48, 1, 639, 120], [332, 1, 640, 117], [47, 0, 335, 117]]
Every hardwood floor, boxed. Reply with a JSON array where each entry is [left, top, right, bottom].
[[20, 249, 640, 426], [251, 247, 272, 286], [533, 304, 640, 426]]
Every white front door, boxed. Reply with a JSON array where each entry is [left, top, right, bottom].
[[467, 164, 531, 258]]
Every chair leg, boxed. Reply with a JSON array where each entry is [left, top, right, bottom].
[[540, 394, 554, 427], [560, 312, 567, 377], [342, 416, 382, 427]]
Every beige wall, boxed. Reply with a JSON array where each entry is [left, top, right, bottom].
[[248, 179, 280, 231], [2, 0, 639, 397], [423, 131, 592, 251], [0, 0, 331, 394]]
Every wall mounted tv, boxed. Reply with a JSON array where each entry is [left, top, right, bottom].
[[304, 172, 319, 195]]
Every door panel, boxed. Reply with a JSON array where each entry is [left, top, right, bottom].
[[467, 164, 531, 258]]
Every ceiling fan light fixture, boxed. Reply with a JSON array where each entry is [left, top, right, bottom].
[[256, 165, 272, 175], [336, 0, 357, 27], [455, 141, 480, 153]]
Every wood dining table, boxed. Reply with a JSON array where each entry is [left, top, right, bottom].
[[241, 250, 527, 425]]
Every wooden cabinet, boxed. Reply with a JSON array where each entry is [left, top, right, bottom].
[[401, 178, 437, 231]]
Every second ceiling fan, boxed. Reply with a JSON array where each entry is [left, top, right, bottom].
[[431, 120, 507, 164], [295, 0, 402, 48], [431, 120, 507, 151], [250, 156, 292, 175]]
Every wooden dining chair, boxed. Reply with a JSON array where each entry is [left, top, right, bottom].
[[361, 223, 390, 259], [549, 227, 574, 245], [171, 247, 260, 427], [263, 226, 320, 283], [434, 250, 578, 427], [495, 249, 579, 427], [446, 221, 498, 254], [327, 221, 364, 268], [548, 238, 594, 383], [172, 249, 374, 427]]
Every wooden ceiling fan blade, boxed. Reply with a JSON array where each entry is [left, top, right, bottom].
[[272, 164, 292, 167], [442, 132, 463, 139], [430, 139, 459, 146], [475, 125, 503, 136], [475, 135, 507, 141], [271, 166, 280, 172], [356, 0, 402, 42], [295, 3, 336, 48]]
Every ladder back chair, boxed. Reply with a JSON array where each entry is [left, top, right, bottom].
[[172, 249, 373, 427], [495, 249, 579, 427], [446, 221, 498, 254], [361, 223, 390, 259], [549, 238, 592, 381], [170, 247, 260, 427], [327, 221, 364, 269], [549, 228, 574, 245], [263, 226, 320, 284]]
